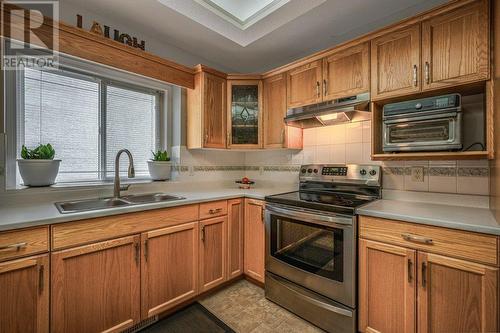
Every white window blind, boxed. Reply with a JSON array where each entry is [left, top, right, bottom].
[[15, 66, 164, 185]]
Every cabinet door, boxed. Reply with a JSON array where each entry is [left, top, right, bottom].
[[51, 236, 141, 333], [141, 222, 199, 318], [227, 80, 263, 149], [359, 239, 416, 333], [0, 254, 49, 333], [227, 199, 244, 279], [323, 42, 370, 100], [203, 73, 227, 148], [199, 216, 227, 292], [263, 74, 303, 149], [422, 0, 489, 90], [417, 252, 498, 333], [371, 24, 421, 100], [244, 199, 265, 283], [286, 60, 323, 108]]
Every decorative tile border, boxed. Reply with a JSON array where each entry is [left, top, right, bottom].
[[457, 167, 489, 177], [428, 167, 457, 177], [383, 167, 405, 176], [383, 166, 489, 178]]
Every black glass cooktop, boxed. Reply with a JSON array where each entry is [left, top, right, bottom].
[[265, 190, 374, 215]]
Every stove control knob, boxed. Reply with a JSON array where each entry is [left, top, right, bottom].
[[301, 168, 307, 173], [360, 169, 367, 176], [313, 169, 318, 173], [369, 170, 377, 176], [307, 169, 313, 173]]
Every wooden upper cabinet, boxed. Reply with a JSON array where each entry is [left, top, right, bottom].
[[187, 69, 227, 149], [141, 222, 199, 319], [323, 42, 370, 101], [417, 252, 498, 333], [51, 236, 141, 333], [371, 24, 421, 100], [199, 216, 227, 293], [227, 79, 263, 149], [421, 0, 489, 90], [227, 199, 244, 279], [263, 73, 303, 149], [286, 60, 323, 108], [359, 239, 416, 333], [0, 254, 49, 333], [244, 199, 265, 283]]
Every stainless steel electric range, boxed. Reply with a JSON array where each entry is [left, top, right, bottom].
[[264, 164, 382, 333]]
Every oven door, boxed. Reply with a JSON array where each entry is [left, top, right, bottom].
[[265, 203, 355, 307], [383, 112, 462, 152]]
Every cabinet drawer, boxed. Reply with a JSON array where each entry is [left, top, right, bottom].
[[0, 227, 49, 262], [359, 216, 499, 266], [199, 200, 227, 220], [52, 205, 199, 250]]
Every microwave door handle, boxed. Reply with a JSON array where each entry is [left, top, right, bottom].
[[266, 205, 352, 229], [384, 112, 459, 124]]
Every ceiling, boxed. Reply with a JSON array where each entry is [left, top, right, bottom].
[[62, 0, 449, 73]]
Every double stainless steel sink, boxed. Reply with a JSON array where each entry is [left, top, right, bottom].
[[55, 193, 185, 214]]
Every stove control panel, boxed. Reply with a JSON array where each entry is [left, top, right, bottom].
[[300, 164, 381, 186]]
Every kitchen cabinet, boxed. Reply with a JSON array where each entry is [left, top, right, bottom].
[[322, 42, 370, 100], [263, 73, 303, 149], [51, 236, 141, 333], [244, 199, 265, 283], [371, 24, 421, 100], [421, 0, 489, 90], [359, 239, 416, 333], [227, 199, 244, 279], [141, 222, 199, 318], [187, 67, 227, 149], [0, 254, 49, 333], [359, 216, 499, 333], [286, 59, 323, 108], [199, 216, 228, 292], [227, 79, 263, 149], [417, 252, 498, 333]]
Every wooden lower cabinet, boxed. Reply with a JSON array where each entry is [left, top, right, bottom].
[[359, 239, 416, 333], [199, 216, 228, 292], [417, 252, 498, 333], [244, 199, 265, 283], [0, 254, 49, 333], [141, 222, 199, 318], [51, 236, 141, 333], [227, 199, 244, 279]]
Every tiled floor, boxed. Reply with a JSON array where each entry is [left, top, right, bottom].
[[199, 280, 324, 333]]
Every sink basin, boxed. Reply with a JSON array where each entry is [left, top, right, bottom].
[[55, 198, 130, 214], [55, 193, 185, 214], [121, 193, 185, 204]]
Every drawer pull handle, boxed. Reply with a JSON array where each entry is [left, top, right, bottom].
[[0, 242, 28, 251], [209, 208, 222, 214], [401, 233, 433, 245]]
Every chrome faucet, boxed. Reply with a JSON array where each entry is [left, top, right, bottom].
[[114, 149, 135, 198]]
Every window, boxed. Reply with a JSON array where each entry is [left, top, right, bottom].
[[6, 57, 168, 187]]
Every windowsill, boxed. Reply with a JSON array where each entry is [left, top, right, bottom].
[[6, 177, 167, 193]]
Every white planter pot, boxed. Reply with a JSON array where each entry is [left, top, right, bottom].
[[17, 159, 61, 187], [147, 160, 172, 181]]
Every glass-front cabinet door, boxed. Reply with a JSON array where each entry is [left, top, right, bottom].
[[227, 80, 263, 148]]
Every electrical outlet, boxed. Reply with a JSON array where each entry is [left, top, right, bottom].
[[411, 167, 424, 182]]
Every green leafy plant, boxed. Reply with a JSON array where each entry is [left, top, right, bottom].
[[21, 144, 55, 160], [151, 150, 170, 162]]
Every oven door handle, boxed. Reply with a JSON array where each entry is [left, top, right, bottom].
[[266, 205, 352, 229], [384, 111, 458, 124]]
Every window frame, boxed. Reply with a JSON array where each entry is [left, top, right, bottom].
[[4, 46, 173, 189]]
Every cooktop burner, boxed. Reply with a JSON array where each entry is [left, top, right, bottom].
[[265, 164, 382, 215], [265, 191, 374, 215]]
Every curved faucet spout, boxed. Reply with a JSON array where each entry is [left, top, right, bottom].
[[114, 149, 135, 198]]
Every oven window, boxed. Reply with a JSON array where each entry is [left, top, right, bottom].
[[387, 119, 452, 143], [270, 215, 343, 282]]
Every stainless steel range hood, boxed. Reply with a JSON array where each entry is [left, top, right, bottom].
[[285, 93, 370, 128]]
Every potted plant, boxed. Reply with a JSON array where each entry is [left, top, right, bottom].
[[17, 144, 61, 186], [147, 150, 172, 181]]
